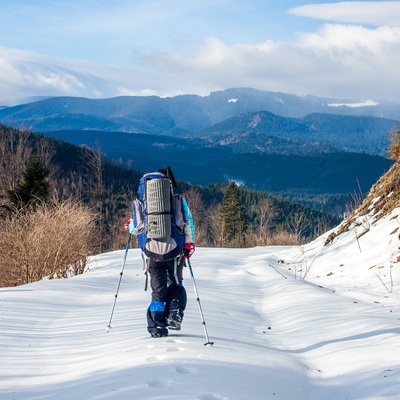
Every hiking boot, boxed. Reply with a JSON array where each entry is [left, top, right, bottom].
[[150, 327, 168, 338], [167, 310, 182, 330]]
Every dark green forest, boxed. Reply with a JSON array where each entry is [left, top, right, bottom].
[[39, 128, 393, 217]]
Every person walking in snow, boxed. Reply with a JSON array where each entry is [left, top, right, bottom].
[[124, 167, 195, 338]]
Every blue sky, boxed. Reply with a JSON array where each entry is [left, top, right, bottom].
[[1, 1, 400, 104]]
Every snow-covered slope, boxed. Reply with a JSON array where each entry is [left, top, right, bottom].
[[1, 211, 400, 400]]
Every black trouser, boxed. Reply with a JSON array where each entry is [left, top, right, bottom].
[[146, 257, 187, 335]]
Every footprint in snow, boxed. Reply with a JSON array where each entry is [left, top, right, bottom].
[[166, 346, 185, 352], [148, 379, 171, 388], [200, 395, 228, 400], [164, 337, 186, 343], [175, 366, 194, 374], [145, 355, 164, 362]]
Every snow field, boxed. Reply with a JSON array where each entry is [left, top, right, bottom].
[[1, 218, 399, 400]]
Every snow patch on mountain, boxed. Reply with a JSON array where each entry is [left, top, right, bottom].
[[328, 100, 380, 108]]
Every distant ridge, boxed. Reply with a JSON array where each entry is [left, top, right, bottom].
[[0, 88, 399, 137]]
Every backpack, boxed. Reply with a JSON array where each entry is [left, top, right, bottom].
[[132, 167, 186, 261]]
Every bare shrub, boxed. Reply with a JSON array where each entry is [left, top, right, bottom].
[[0, 127, 32, 210], [0, 199, 96, 287], [255, 198, 277, 240], [388, 129, 400, 161], [286, 211, 310, 243], [206, 204, 224, 247], [106, 207, 137, 251], [244, 231, 266, 247], [81, 143, 105, 252], [183, 187, 209, 246], [246, 229, 302, 246], [0, 126, 32, 189], [267, 231, 301, 245]]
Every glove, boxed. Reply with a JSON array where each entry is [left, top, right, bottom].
[[124, 219, 132, 232], [183, 243, 195, 258]]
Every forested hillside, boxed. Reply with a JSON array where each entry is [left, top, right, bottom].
[[0, 124, 339, 253], [41, 129, 393, 216], [192, 111, 398, 156]]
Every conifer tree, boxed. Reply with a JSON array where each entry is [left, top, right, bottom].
[[220, 181, 248, 247], [8, 153, 51, 209]]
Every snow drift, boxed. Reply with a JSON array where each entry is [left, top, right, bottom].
[[2, 163, 400, 399]]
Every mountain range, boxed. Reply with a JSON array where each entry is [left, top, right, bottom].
[[1, 87, 400, 137], [1, 87, 399, 215]]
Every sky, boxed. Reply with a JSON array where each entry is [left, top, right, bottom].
[[1, 1, 400, 105], [1, 201, 400, 399]]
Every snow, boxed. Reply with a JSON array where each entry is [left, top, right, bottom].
[[1, 209, 400, 399], [327, 100, 380, 108]]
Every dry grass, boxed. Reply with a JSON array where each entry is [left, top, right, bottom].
[[266, 231, 304, 245], [325, 161, 400, 245], [245, 230, 303, 246], [0, 199, 96, 287]]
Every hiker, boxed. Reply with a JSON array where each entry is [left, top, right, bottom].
[[124, 167, 195, 338]]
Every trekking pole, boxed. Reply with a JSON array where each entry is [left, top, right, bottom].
[[106, 233, 131, 332], [185, 257, 214, 346]]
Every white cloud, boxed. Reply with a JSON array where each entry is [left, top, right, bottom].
[[0, 46, 161, 104], [289, 1, 400, 27], [141, 21, 400, 102], [2, 2, 400, 104], [297, 23, 400, 51]]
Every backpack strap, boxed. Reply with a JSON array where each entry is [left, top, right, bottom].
[[165, 165, 177, 190], [141, 252, 150, 291], [173, 257, 178, 285]]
